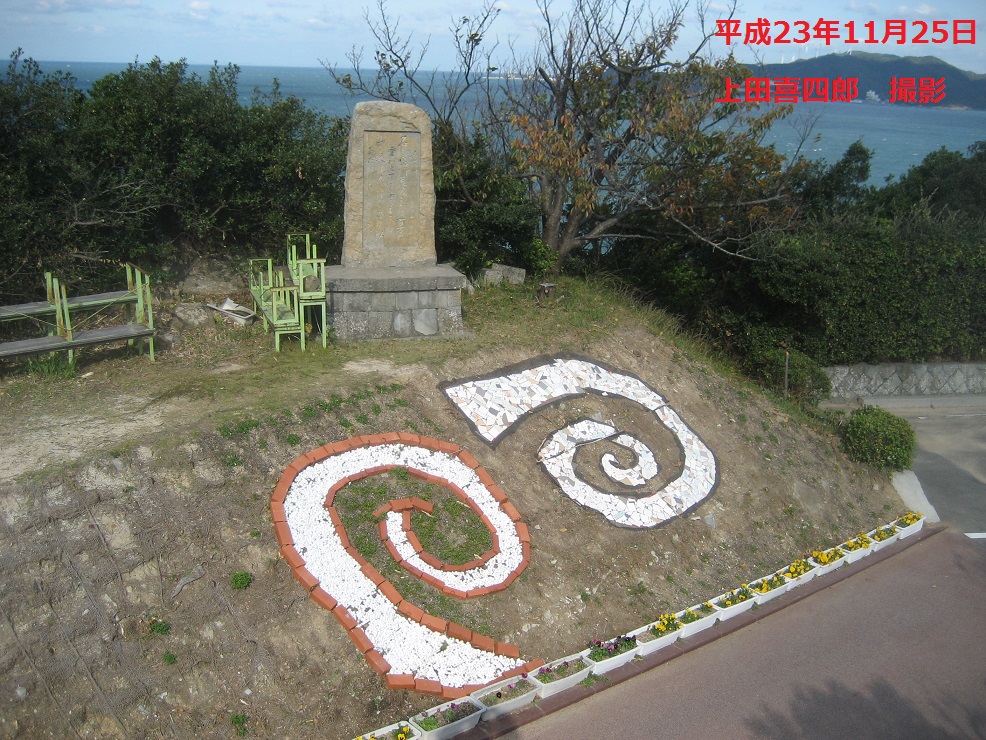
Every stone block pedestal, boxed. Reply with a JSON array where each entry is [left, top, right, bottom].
[[325, 264, 468, 340]]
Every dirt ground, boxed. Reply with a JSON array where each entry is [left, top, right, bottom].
[[0, 285, 904, 739]]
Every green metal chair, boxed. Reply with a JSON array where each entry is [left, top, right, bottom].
[[286, 233, 327, 348], [250, 258, 305, 352]]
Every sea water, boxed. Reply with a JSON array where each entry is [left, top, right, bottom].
[[39, 60, 986, 185]]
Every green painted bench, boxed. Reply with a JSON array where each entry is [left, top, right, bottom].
[[0, 264, 155, 362]]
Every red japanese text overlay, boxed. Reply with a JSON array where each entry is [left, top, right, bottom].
[[888, 77, 947, 103], [717, 77, 859, 103], [716, 77, 947, 104], [715, 18, 976, 46]]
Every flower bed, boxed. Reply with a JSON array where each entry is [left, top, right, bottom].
[[274, 435, 539, 694], [349, 508, 922, 738], [750, 572, 789, 604], [630, 613, 682, 655], [586, 634, 639, 673], [867, 523, 900, 551], [810, 546, 847, 576], [841, 532, 873, 563], [780, 558, 817, 587], [354, 721, 420, 740], [472, 676, 540, 721], [677, 602, 719, 638], [531, 655, 594, 698], [713, 585, 756, 619], [409, 698, 484, 740], [896, 512, 925, 539]]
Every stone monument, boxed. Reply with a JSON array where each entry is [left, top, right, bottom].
[[325, 101, 468, 340]]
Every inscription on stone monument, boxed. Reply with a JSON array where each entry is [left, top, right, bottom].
[[362, 131, 421, 255], [341, 102, 436, 269]]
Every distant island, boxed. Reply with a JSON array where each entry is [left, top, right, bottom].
[[742, 51, 986, 110]]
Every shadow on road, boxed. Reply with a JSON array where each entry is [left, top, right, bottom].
[[745, 677, 986, 739]]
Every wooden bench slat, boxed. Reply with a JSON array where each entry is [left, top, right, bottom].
[[1, 290, 138, 322], [73, 324, 156, 345], [0, 324, 155, 359], [0, 335, 68, 358], [0, 301, 56, 321], [65, 290, 136, 308]]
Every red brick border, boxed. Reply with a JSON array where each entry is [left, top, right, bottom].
[[270, 434, 536, 698], [364, 470, 530, 601]]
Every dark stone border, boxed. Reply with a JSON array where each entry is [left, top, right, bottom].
[[440, 353, 719, 528]]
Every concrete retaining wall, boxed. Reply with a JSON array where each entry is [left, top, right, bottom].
[[824, 362, 986, 400]]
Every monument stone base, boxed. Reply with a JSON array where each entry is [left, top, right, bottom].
[[325, 264, 469, 341]]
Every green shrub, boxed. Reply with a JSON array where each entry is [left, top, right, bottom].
[[842, 406, 915, 471], [746, 205, 986, 364], [761, 349, 832, 405], [737, 326, 831, 405], [515, 235, 556, 277], [0, 52, 347, 305]]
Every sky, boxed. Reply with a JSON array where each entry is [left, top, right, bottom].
[[1, 0, 983, 74]]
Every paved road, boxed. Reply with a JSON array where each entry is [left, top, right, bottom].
[[467, 527, 986, 739], [891, 400, 986, 539]]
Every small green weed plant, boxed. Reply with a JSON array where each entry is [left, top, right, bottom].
[[231, 713, 248, 736], [27, 353, 76, 379], [415, 701, 480, 730], [148, 616, 171, 635]]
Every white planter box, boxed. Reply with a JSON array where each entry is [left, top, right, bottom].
[[809, 549, 847, 578], [353, 720, 422, 740], [842, 546, 871, 563], [472, 677, 540, 722], [896, 516, 925, 539], [408, 697, 484, 740], [867, 526, 901, 552], [780, 563, 818, 589], [712, 593, 755, 621], [841, 540, 873, 564], [629, 622, 681, 656], [750, 575, 790, 605], [530, 654, 594, 699], [583, 640, 639, 674], [676, 604, 720, 638]]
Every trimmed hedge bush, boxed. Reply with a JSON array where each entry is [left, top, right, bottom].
[[842, 406, 916, 471]]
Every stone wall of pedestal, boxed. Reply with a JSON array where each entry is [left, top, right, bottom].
[[325, 264, 468, 341]]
